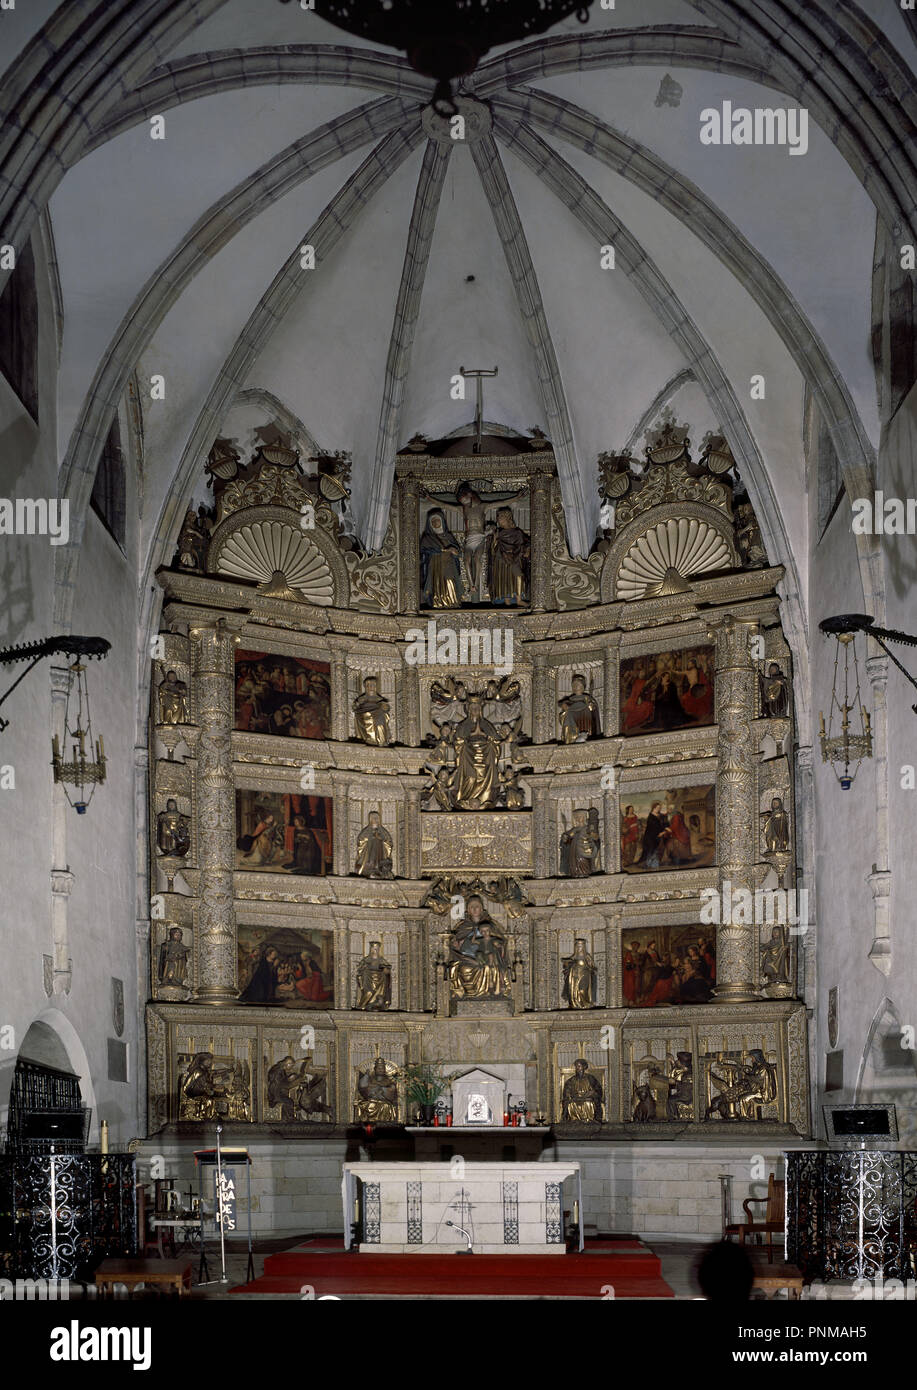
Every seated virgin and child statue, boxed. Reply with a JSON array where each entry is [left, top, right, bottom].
[[447, 895, 513, 1000]]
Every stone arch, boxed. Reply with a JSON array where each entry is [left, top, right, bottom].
[[1, 1009, 99, 1144]]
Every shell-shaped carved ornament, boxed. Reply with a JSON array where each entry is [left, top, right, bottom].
[[214, 520, 334, 604], [616, 517, 731, 600]]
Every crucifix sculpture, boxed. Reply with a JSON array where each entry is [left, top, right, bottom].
[[459, 365, 498, 454]]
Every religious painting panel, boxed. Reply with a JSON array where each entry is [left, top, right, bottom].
[[237, 924, 334, 1008], [234, 648, 331, 739], [620, 923, 715, 1007], [619, 643, 715, 735], [620, 785, 716, 873], [235, 789, 333, 875]]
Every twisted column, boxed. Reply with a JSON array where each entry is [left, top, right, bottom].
[[191, 620, 240, 1004], [711, 614, 760, 1002]]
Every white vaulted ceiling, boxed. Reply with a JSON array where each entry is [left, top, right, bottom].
[[3, 0, 905, 624]]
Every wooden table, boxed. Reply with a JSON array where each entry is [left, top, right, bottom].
[[94, 1258, 192, 1297], [750, 1258, 804, 1299]]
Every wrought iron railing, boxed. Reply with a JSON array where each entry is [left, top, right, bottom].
[[786, 1149, 917, 1282], [0, 1154, 136, 1280]]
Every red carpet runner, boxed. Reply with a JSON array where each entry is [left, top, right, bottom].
[[231, 1235, 674, 1298]]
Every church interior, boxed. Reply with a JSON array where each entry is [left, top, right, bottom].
[[1, 0, 916, 1321]]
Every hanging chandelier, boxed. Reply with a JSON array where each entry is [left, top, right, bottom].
[[818, 616, 873, 790], [282, 0, 594, 114], [51, 657, 108, 813]]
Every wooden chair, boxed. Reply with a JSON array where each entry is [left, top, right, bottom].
[[726, 1174, 785, 1263]]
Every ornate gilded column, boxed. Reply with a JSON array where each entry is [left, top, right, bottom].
[[399, 473, 422, 614], [603, 632, 621, 733], [406, 790, 423, 880], [602, 785, 617, 874], [332, 774, 351, 877], [403, 661, 421, 746], [190, 619, 240, 1004], [404, 909, 427, 1011], [529, 907, 551, 1010], [528, 468, 553, 612], [601, 907, 621, 1008], [710, 614, 760, 1002], [531, 650, 552, 744], [330, 651, 349, 742], [530, 777, 551, 877]]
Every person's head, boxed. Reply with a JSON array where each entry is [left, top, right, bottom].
[[573, 1059, 588, 1077], [369, 940, 381, 957], [496, 506, 514, 528], [485, 680, 498, 696], [165, 798, 177, 812], [695, 1241, 754, 1301], [266, 948, 279, 962], [165, 668, 177, 682], [466, 895, 485, 923], [169, 927, 182, 942], [573, 808, 587, 827], [625, 804, 635, 817], [500, 722, 512, 738], [368, 811, 380, 827], [630, 941, 639, 952], [457, 483, 475, 505], [650, 801, 661, 814], [768, 662, 781, 676], [771, 796, 783, 811], [574, 938, 587, 957], [571, 674, 586, 693], [373, 1058, 387, 1078], [364, 676, 378, 695], [429, 510, 444, 532]]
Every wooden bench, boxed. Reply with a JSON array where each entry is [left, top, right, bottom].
[[94, 1258, 192, 1297]]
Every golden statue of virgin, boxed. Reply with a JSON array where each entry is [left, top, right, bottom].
[[353, 676, 391, 746], [452, 697, 501, 809], [447, 895, 513, 999]]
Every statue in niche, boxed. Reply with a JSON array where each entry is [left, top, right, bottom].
[[157, 667, 190, 725], [452, 696, 502, 810], [354, 941, 392, 1011], [562, 938, 597, 1009], [353, 675, 391, 746], [355, 1057, 399, 1122], [559, 808, 601, 877], [561, 1059, 604, 1123], [157, 798, 191, 857], [420, 480, 526, 604], [419, 508, 463, 609], [704, 1049, 777, 1121], [158, 926, 190, 988], [447, 895, 513, 1000], [485, 875, 533, 919], [631, 1051, 693, 1122], [498, 764, 526, 810], [354, 812, 394, 878], [761, 924, 791, 988], [762, 795, 791, 853], [430, 675, 524, 742], [488, 506, 530, 606], [558, 674, 601, 743], [266, 1056, 330, 1121], [759, 661, 790, 719]]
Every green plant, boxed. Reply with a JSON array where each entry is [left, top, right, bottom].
[[401, 1062, 455, 1106]]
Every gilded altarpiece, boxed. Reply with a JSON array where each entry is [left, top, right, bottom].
[[146, 426, 809, 1138]]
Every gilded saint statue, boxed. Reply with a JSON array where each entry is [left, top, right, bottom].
[[354, 812, 394, 878], [353, 676, 391, 746], [452, 696, 501, 810], [559, 808, 601, 877], [419, 508, 462, 609], [157, 667, 190, 725], [562, 938, 597, 1009], [447, 895, 513, 1000], [561, 1059, 603, 1123], [158, 926, 190, 987], [179, 1052, 249, 1122], [355, 1057, 399, 1122], [759, 661, 790, 718], [157, 798, 191, 857], [762, 796, 790, 853], [266, 1056, 330, 1122], [761, 924, 791, 988], [558, 674, 601, 743], [354, 941, 392, 1011], [488, 506, 530, 606]]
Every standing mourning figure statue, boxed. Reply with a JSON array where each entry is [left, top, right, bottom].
[[562, 938, 597, 1009], [558, 674, 601, 743], [354, 941, 392, 1011], [419, 508, 463, 609], [354, 812, 394, 878], [353, 676, 392, 746], [559, 808, 601, 877]]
